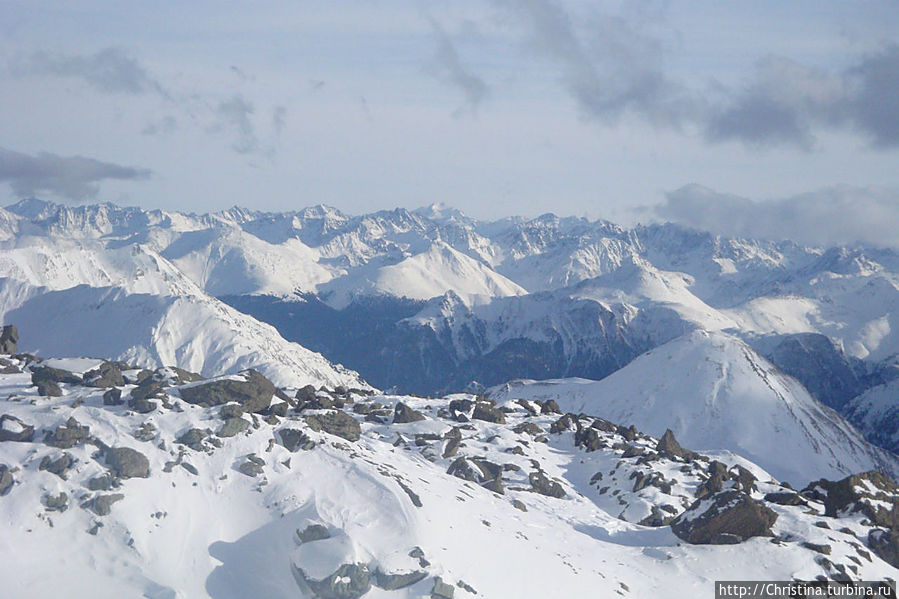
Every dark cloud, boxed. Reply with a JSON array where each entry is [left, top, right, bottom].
[[503, 0, 698, 127], [0, 147, 151, 201], [653, 183, 899, 247], [9, 47, 165, 96], [500, 1, 899, 149], [214, 95, 258, 154], [430, 23, 488, 114]]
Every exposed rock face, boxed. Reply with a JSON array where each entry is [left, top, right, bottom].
[[45, 491, 68, 512], [393, 402, 426, 424], [105, 447, 150, 479], [32, 365, 81, 385], [177, 428, 206, 451], [39, 453, 75, 479], [179, 370, 281, 414], [528, 471, 566, 498], [471, 403, 505, 424], [102, 388, 123, 405], [299, 563, 372, 599], [806, 471, 899, 529], [0, 414, 35, 442], [44, 417, 90, 448], [217, 418, 250, 438], [0, 464, 13, 495], [279, 429, 315, 452], [868, 528, 899, 568], [305, 411, 361, 442], [297, 524, 330, 543], [83, 362, 125, 388], [655, 429, 696, 460], [672, 490, 778, 544], [0, 325, 18, 354], [83, 493, 125, 516]]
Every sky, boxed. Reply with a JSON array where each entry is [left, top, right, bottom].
[[1, 1, 898, 243]]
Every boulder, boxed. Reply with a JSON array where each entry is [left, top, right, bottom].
[[528, 471, 566, 498], [0, 324, 18, 354], [0, 464, 13, 495], [179, 369, 280, 414], [393, 402, 426, 424], [35, 379, 62, 397], [431, 577, 455, 599], [656, 429, 696, 460], [764, 491, 808, 507], [305, 411, 361, 442], [672, 490, 778, 544], [279, 429, 315, 452], [300, 563, 371, 599], [177, 428, 206, 450], [39, 452, 75, 479], [83, 493, 125, 516], [83, 362, 125, 388], [471, 403, 505, 424], [869, 528, 899, 568], [45, 491, 68, 512], [810, 471, 899, 529], [297, 524, 330, 543], [218, 417, 250, 438], [0, 414, 35, 442], [539, 399, 561, 414], [102, 388, 124, 405], [31, 365, 81, 386], [105, 447, 150, 479], [44, 417, 90, 448], [373, 569, 428, 591]]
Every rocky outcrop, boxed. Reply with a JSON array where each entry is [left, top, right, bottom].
[[83, 362, 126, 388], [0, 325, 18, 354], [805, 471, 899, 529], [297, 524, 331, 544], [179, 369, 282, 414], [393, 402, 426, 424], [529, 471, 566, 498], [279, 429, 315, 452], [305, 411, 361, 442], [298, 563, 372, 599], [44, 417, 90, 448], [105, 447, 150, 479], [672, 490, 778, 544], [655, 429, 696, 461], [0, 414, 34, 442], [0, 464, 13, 495], [471, 402, 505, 424]]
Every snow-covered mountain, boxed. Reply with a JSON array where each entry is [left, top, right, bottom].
[[489, 331, 899, 486], [3, 347, 899, 598]]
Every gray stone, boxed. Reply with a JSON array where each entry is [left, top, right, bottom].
[[40, 452, 75, 479], [0, 465, 13, 496], [102, 388, 123, 405], [471, 403, 505, 424], [529, 471, 566, 498], [220, 404, 244, 419], [300, 563, 371, 599], [218, 417, 250, 438], [656, 429, 696, 460], [179, 369, 280, 414], [45, 417, 91, 448], [430, 576, 455, 598], [869, 528, 899, 568], [279, 428, 315, 452], [297, 523, 331, 543], [305, 411, 361, 442], [83, 362, 125, 388], [373, 569, 428, 590], [87, 474, 114, 491], [127, 397, 157, 414], [672, 490, 778, 544], [393, 402, 426, 424], [45, 491, 68, 512], [0, 414, 34, 442], [0, 324, 18, 354], [106, 447, 150, 479], [83, 493, 124, 516], [177, 428, 206, 450]]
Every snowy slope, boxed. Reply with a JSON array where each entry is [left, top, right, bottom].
[[1, 352, 897, 598], [490, 330, 899, 486], [845, 380, 899, 454]]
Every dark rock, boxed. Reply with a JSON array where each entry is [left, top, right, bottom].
[[512, 499, 527, 512], [295, 384, 318, 406], [0, 414, 34, 442], [638, 506, 677, 527], [105, 447, 150, 479], [83, 362, 125, 388], [45, 417, 91, 448], [35, 379, 62, 397], [83, 493, 124, 516], [0, 357, 20, 374], [280, 428, 316, 451], [297, 524, 331, 543], [868, 528, 899, 568], [0, 325, 18, 354], [393, 402, 426, 424], [812, 471, 899, 530], [447, 457, 480, 482], [656, 429, 696, 460], [550, 414, 577, 434], [177, 428, 206, 450], [128, 397, 157, 414], [238, 460, 264, 477], [513, 422, 543, 437], [442, 436, 461, 459], [672, 490, 778, 544], [0, 464, 13, 495], [31, 365, 81, 386], [617, 425, 638, 442], [539, 399, 561, 414], [730, 465, 757, 493], [179, 369, 279, 413], [528, 471, 566, 498], [471, 402, 505, 424], [373, 569, 428, 590], [103, 388, 124, 405], [218, 417, 250, 438], [220, 404, 244, 419], [300, 563, 371, 599], [430, 576, 455, 598], [621, 445, 644, 458], [133, 422, 157, 442], [130, 379, 165, 402], [765, 492, 808, 506], [448, 399, 473, 416], [801, 542, 832, 555], [45, 491, 68, 512], [304, 411, 361, 442], [181, 462, 198, 475], [39, 452, 74, 479], [87, 474, 114, 491]]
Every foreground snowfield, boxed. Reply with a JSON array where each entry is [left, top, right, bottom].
[[1, 353, 898, 598]]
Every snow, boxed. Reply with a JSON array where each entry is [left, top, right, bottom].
[[490, 330, 899, 487]]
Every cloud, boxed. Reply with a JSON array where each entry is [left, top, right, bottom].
[[502, 0, 698, 127], [214, 95, 258, 154], [0, 147, 152, 201], [141, 115, 178, 136], [652, 183, 899, 247], [9, 47, 165, 96], [429, 23, 488, 114], [499, 1, 899, 149]]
